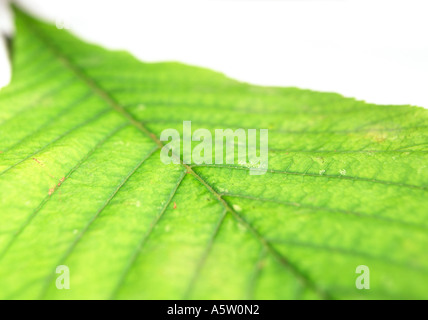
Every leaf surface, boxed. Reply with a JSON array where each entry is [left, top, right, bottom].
[[0, 8, 427, 299]]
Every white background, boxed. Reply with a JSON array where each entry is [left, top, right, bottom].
[[0, 0, 427, 108]]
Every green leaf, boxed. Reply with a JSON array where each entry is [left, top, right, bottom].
[[0, 7, 427, 300]]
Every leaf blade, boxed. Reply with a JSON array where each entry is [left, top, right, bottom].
[[0, 7, 427, 299]]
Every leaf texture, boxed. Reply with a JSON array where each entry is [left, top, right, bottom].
[[0, 7, 427, 299]]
